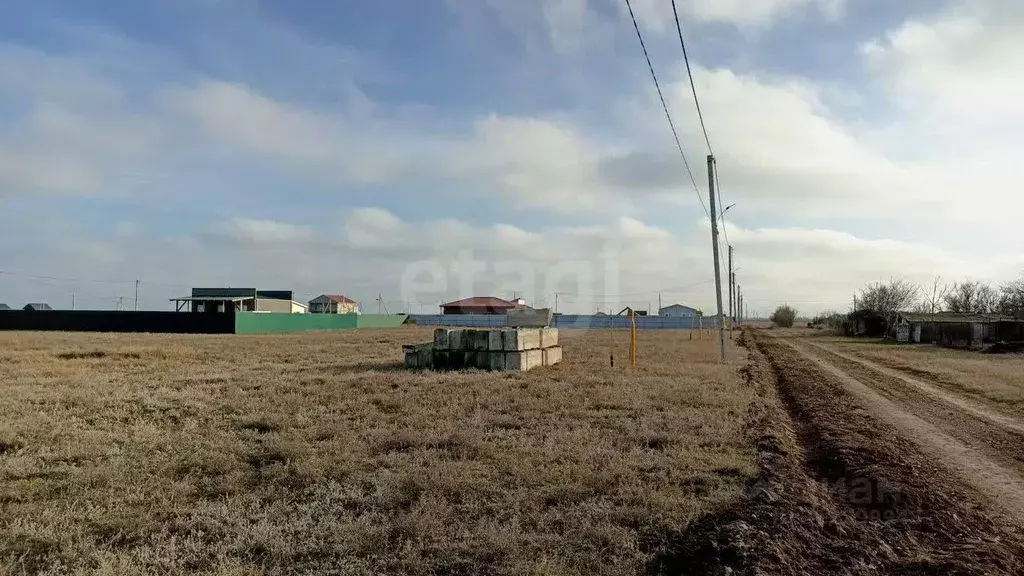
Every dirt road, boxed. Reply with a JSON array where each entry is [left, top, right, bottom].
[[740, 331, 1024, 575]]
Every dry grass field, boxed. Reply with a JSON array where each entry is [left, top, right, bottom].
[[823, 337, 1024, 411], [0, 328, 754, 576]]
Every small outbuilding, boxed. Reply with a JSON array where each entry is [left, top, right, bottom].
[[659, 304, 700, 318], [23, 303, 53, 311], [896, 311, 1023, 347], [441, 297, 523, 315], [171, 288, 307, 314], [0, 303, 11, 311], [844, 309, 886, 337]]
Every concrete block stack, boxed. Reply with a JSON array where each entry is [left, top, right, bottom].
[[404, 327, 562, 371]]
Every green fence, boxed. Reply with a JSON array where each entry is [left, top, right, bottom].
[[234, 313, 407, 334], [357, 314, 409, 329]]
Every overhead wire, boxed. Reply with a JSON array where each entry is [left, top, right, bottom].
[[669, 0, 735, 305], [623, 0, 709, 218], [670, 0, 713, 155]]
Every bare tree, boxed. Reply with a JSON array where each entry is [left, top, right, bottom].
[[921, 276, 948, 314], [998, 275, 1024, 318], [856, 278, 919, 334], [945, 280, 999, 313]]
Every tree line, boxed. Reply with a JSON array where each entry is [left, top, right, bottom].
[[799, 275, 1024, 333]]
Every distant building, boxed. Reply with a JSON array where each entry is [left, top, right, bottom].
[[171, 288, 307, 314], [441, 297, 523, 315], [617, 307, 647, 316], [659, 304, 700, 318], [308, 294, 359, 314], [896, 311, 1024, 346], [0, 303, 10, 311], [23, 303, 53, 311], [844, 309, 886, 337]]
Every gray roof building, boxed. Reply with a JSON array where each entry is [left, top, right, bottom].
[[0, 303, 10, 311], [23, 303, 53, 311]]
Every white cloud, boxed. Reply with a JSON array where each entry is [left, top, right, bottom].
[[0, 46, 167, 198], [217, 218, 316, 243], [3, 207, 1007, 316], [862, 0, 1024, 138], [627, 0, 845, 32]]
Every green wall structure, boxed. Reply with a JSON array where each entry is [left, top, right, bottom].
[[234, 313, 407, 334], [356, 314, 409, 329]]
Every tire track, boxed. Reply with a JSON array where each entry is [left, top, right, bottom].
[[796, 340, 1024, 471], [751, 332, 1024, 574], [778, 337, 1024, 523], [806, 341, 1024, 435]]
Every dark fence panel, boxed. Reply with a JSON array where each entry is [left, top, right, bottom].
[[0, 311, 235, 334], [406, 314, 722, 330]]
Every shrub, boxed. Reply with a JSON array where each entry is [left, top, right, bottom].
[[771, 305, 797, 328]]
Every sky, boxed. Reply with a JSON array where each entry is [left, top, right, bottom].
[[0, 0, 1022, 315]]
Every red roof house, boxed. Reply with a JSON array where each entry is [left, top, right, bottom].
[[308, 294, 359, 314], [441, 296, 523, 315]]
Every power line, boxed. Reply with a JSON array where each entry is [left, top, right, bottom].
[[670, 0, 713, 155], [623, 0, 709, 218], [667, 2, 734, 255], [715, 164, 731, 248]]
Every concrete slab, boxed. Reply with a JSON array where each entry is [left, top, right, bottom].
[[468, 329, 490, 351], [540, 327, 559, 348], [504, 328, 542, 351], [465, 350, 488, 370], [507, 308, 553, 328], [487, 329, 505, 351], [448, 329, 463, 351], [432, 350, 450, 370], [433, 328, 451, 350], [543, 346, 563, 366], [487, 351, 506, 371], [506, 349, 543, 371], [404, 343, 433, 369]]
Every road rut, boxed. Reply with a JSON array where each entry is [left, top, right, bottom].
[[780, 337, 1024, 524]]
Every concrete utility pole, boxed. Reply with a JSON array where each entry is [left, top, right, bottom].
[[134, 279, 140, 311], [708, 155, 726, 361], [737, 285, 742, 326], [728, 245, 734, 332], [554, 293, 559, 314]]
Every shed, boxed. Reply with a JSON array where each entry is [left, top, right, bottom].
[[845, 309, 885, 337], [0, 303, 10, 311], [23, 303, 54, 311], [659, 304, 700, 318], [898, 312, 1020, 347], [440, 297, 522, 315], [171, 288, 306, 314]]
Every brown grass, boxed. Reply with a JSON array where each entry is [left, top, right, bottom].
[[815, 336, 1024, 411], [0, 328, 753, 575]]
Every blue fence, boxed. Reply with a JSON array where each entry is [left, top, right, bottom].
[[407, 314, 721, 330]]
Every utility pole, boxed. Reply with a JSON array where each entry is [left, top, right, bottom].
[[737, 285, 742, 326], [728, 245, 734, 332], [71, 292, 75, 311], [658, 293, 662, 314], [134, 279, 140, 311], [708, 155, 726, 361], [555, 293, 559, 314]]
